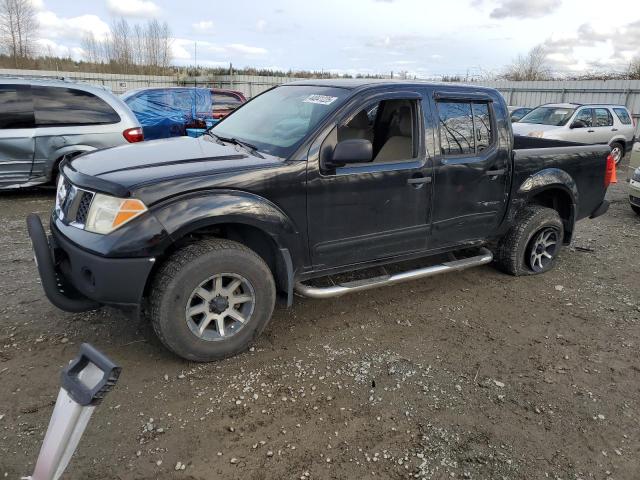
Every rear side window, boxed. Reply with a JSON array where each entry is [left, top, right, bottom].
[[438, 101, 493, 156], [594, 108, 613, 127], [214, 92, 242, 109], [32, 86, 120, 126], [613, 107, 632, 125], [0, 84, 34, 129]]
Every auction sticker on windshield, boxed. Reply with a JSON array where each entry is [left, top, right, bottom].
[[303, 94, 338, 105]]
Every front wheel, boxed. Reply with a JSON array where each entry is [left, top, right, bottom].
[[494, 206, 564, 276], [149, 239, 276, 362]]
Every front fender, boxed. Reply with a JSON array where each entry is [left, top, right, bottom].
[[152, 189, 302, 256]]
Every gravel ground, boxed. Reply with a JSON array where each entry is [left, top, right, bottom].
[[0, 166, 638, 480]]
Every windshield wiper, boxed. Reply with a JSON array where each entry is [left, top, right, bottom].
[[207, 132, 264, 159]]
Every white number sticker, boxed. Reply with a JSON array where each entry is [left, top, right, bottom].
[[303, 94, 338, 105]]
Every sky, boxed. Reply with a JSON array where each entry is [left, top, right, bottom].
[[32, 0, 640, 77]]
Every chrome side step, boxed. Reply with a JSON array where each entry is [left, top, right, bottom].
[[295, 248, 493, 299]]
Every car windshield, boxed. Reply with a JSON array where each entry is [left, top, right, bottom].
[[210, 85, 350, 157], [519, 106, 576, 126]]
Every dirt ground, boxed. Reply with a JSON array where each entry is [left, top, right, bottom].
[[0, 164, 638, 480]]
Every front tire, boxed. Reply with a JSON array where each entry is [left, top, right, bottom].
[[149, 239, 276, 362], [494, 206, 564, 276]]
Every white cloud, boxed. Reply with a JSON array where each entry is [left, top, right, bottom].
[[256, 19, 267, 32], [193, 20, 214, 33], [106, 0, 160, 18], [37, 38, 83, 59], [227, 43, 267, 55], [473, 0, 562, 19], [37, 10, 111, 41], [30, 0, 44, 10]]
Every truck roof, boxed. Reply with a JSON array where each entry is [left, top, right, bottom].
[[286, 78, 495, 92]]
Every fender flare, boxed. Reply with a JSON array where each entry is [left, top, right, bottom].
[[516, 168, 578, 238], [151, 190, 301, 305]]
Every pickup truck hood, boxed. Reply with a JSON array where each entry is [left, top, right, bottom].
[[66, 136, 281, 193], [512, 123, 563, 136]]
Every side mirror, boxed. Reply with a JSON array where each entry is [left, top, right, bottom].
[[570, 120, 586, 129], [328, 139, 373, 167]]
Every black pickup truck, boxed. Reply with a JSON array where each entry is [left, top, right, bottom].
[[27, 80, 614, 361]]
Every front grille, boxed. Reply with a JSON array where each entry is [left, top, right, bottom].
[[56, 176, 94, 227], [75, 191, 93, 224]]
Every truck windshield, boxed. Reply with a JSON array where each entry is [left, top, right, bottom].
[[210, 85, 349, 157], [519, 106, 576, 126]]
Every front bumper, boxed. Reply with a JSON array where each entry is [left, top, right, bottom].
[[630, 179, 640, 207], [27, 214, 155, 312]]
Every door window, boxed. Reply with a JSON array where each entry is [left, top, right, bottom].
[[32, 86, 120, 126], [0, 84, 34, 129], [574, 108, 593, 127], [594, 108, 613, 127], [336, 98, 417, 164], [437, 101, 493, 156]]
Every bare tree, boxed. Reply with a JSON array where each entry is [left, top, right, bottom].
[[0, 0, 39, 66], [501, 45, 551, 81], [630, 57, 640, 80]]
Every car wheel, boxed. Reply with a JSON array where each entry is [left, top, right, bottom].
[[494, 206, 564, 276], [632, 205, 640, 216], [610, 142, 624, 165], [149, 239, 276, 362]]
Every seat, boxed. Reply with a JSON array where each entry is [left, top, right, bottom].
[[374, 107, 413, 162], [338, 110, 373, 142]]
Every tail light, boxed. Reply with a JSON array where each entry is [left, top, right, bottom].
[[123, 127, 144, 143], [604, 153, 617, 187]]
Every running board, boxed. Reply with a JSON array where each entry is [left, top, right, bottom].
[[295, 248, 493, 299]]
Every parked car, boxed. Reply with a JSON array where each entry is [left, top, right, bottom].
[[122, 87, 213, 140], [508, 106, 532, 122], [27, 80, 613, 361], [0, 78, 142, 190], [512, 103, 636, 164], [629, 141, 640, 215], [211, 88, 246, 120]]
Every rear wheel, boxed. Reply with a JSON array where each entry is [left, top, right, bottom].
[[494, 206, 564, 276], [610, 142, 624, 165], [149, 239, 276, 362]]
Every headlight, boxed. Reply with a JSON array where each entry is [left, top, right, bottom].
[[633, 167, 640, 183], [527, 131, 545, 138], [85, 193, 147, 234]]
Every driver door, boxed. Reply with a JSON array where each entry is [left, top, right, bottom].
[[0, 84, 36, 188], [306, 91, 433, 269]]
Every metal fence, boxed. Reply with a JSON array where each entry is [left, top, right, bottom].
[[1, 69, 639, 135]]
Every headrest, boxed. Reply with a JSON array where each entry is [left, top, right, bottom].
[[347, 110, 370, 130]]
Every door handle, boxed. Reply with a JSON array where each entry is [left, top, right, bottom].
[[485, 169, 505, 176], [587, 129, 595, 133], [407, 176, 432, 185], [612, 128, 618, 131]]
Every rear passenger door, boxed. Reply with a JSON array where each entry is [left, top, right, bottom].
[[0, 84, 36, 188], [592, 108, 615, 144], [429, 93, 510, 247]]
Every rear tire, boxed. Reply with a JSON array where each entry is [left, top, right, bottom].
[[494, 206, 564, 276], [149, 239, 276, 362], [610, 142, 624, 165]]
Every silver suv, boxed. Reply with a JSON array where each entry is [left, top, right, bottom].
[[0, 78, 142, 189], [513, 103, 636, 164]]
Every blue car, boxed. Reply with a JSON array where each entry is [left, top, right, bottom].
[[122, 87, 213, 140]]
